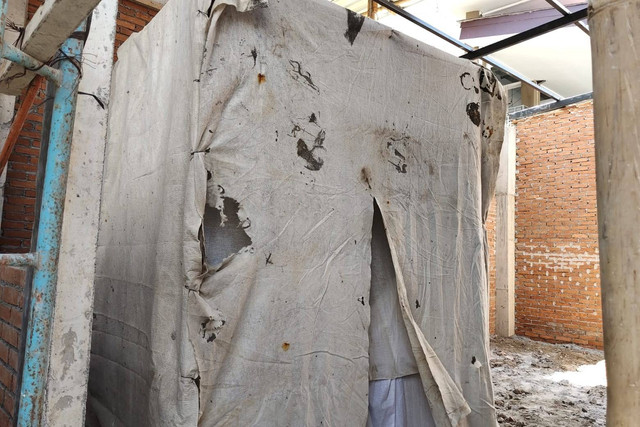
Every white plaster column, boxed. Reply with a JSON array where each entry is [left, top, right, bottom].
[[44, 0, 117, 424], [495, 123, 516, 337]]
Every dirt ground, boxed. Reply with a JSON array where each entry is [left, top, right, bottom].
[[491, 336, 606, 426]]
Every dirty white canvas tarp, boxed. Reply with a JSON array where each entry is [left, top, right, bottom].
[[88, 0, 506, 425]]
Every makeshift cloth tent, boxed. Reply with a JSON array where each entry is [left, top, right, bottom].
[[88, 0, 506, 425]]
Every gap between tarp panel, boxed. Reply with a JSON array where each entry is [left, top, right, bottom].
[[372, 197, 471, 427]]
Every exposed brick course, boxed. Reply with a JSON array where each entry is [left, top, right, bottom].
[[512, 100, 602, 349], [0, 267, 26, 423]]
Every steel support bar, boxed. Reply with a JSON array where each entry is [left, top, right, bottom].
[[17, 23, 85, 427], [374, 0, 473, 52], [373, 0, 563, 100], [0, 75, 44, 174], [509, 92, 593, 120], [545, 0, 589, 35], [461, 7, 588, 60], [2, 44, 62, 85], [0, 253, 37, 267], [480, 56, 561, 100]]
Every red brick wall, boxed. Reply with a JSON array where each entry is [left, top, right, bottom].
[[513, 100, 602, 349], [115, 0, 158, 61], [0, 1, 158, 424], [0, 0, 46, 254], [0, 1, 157, 253], [0, 268, 25, 425]]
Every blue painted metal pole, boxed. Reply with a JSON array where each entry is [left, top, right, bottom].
[[17, 23, 85, 426], [2, 44, 62, 85], [0, 0, 7, 58]]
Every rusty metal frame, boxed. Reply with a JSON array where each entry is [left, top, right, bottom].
[[0, 75, 44, 175]]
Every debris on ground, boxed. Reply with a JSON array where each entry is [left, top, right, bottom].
[[491, 336, 606, 426]]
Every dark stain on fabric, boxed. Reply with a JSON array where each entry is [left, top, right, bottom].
[[361, 167, 372, 189], [415, 300, 421, 309], [382, 133, 412, 174], [288, 60, 320, 93], [266, 252, 273, 265], [479, 68, 502, 100], [201, 320, 218, 342], [344, 10, 366, 45], [389, 160, 407, 174], [459, 72, 478, 93], [297, 129, 326, 171], [466, 102, 481, 126], [258, 73, 266, 84], [471, 356, 477, 365], [358, 296, 365, 306], [290, 124, 302, 137], [483, 126, 495, 139], [251, 47, 258, 67]]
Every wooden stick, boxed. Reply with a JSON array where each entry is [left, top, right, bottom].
[[367, 0, 378, 19], [589, 0, 640, 423], [0, 75, 44, 174]]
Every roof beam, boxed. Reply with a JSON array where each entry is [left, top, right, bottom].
[[460, 7, 588, 60], [372, 0, 563, 100], [545, 0, 589, 35]]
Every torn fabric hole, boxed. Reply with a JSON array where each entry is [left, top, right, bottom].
[[202, 196, 252, 267]]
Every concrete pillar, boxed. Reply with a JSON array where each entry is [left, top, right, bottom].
[[589, 0, 640, 424], [495, 123, 516, 337], [44, 0, 117, 424]]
